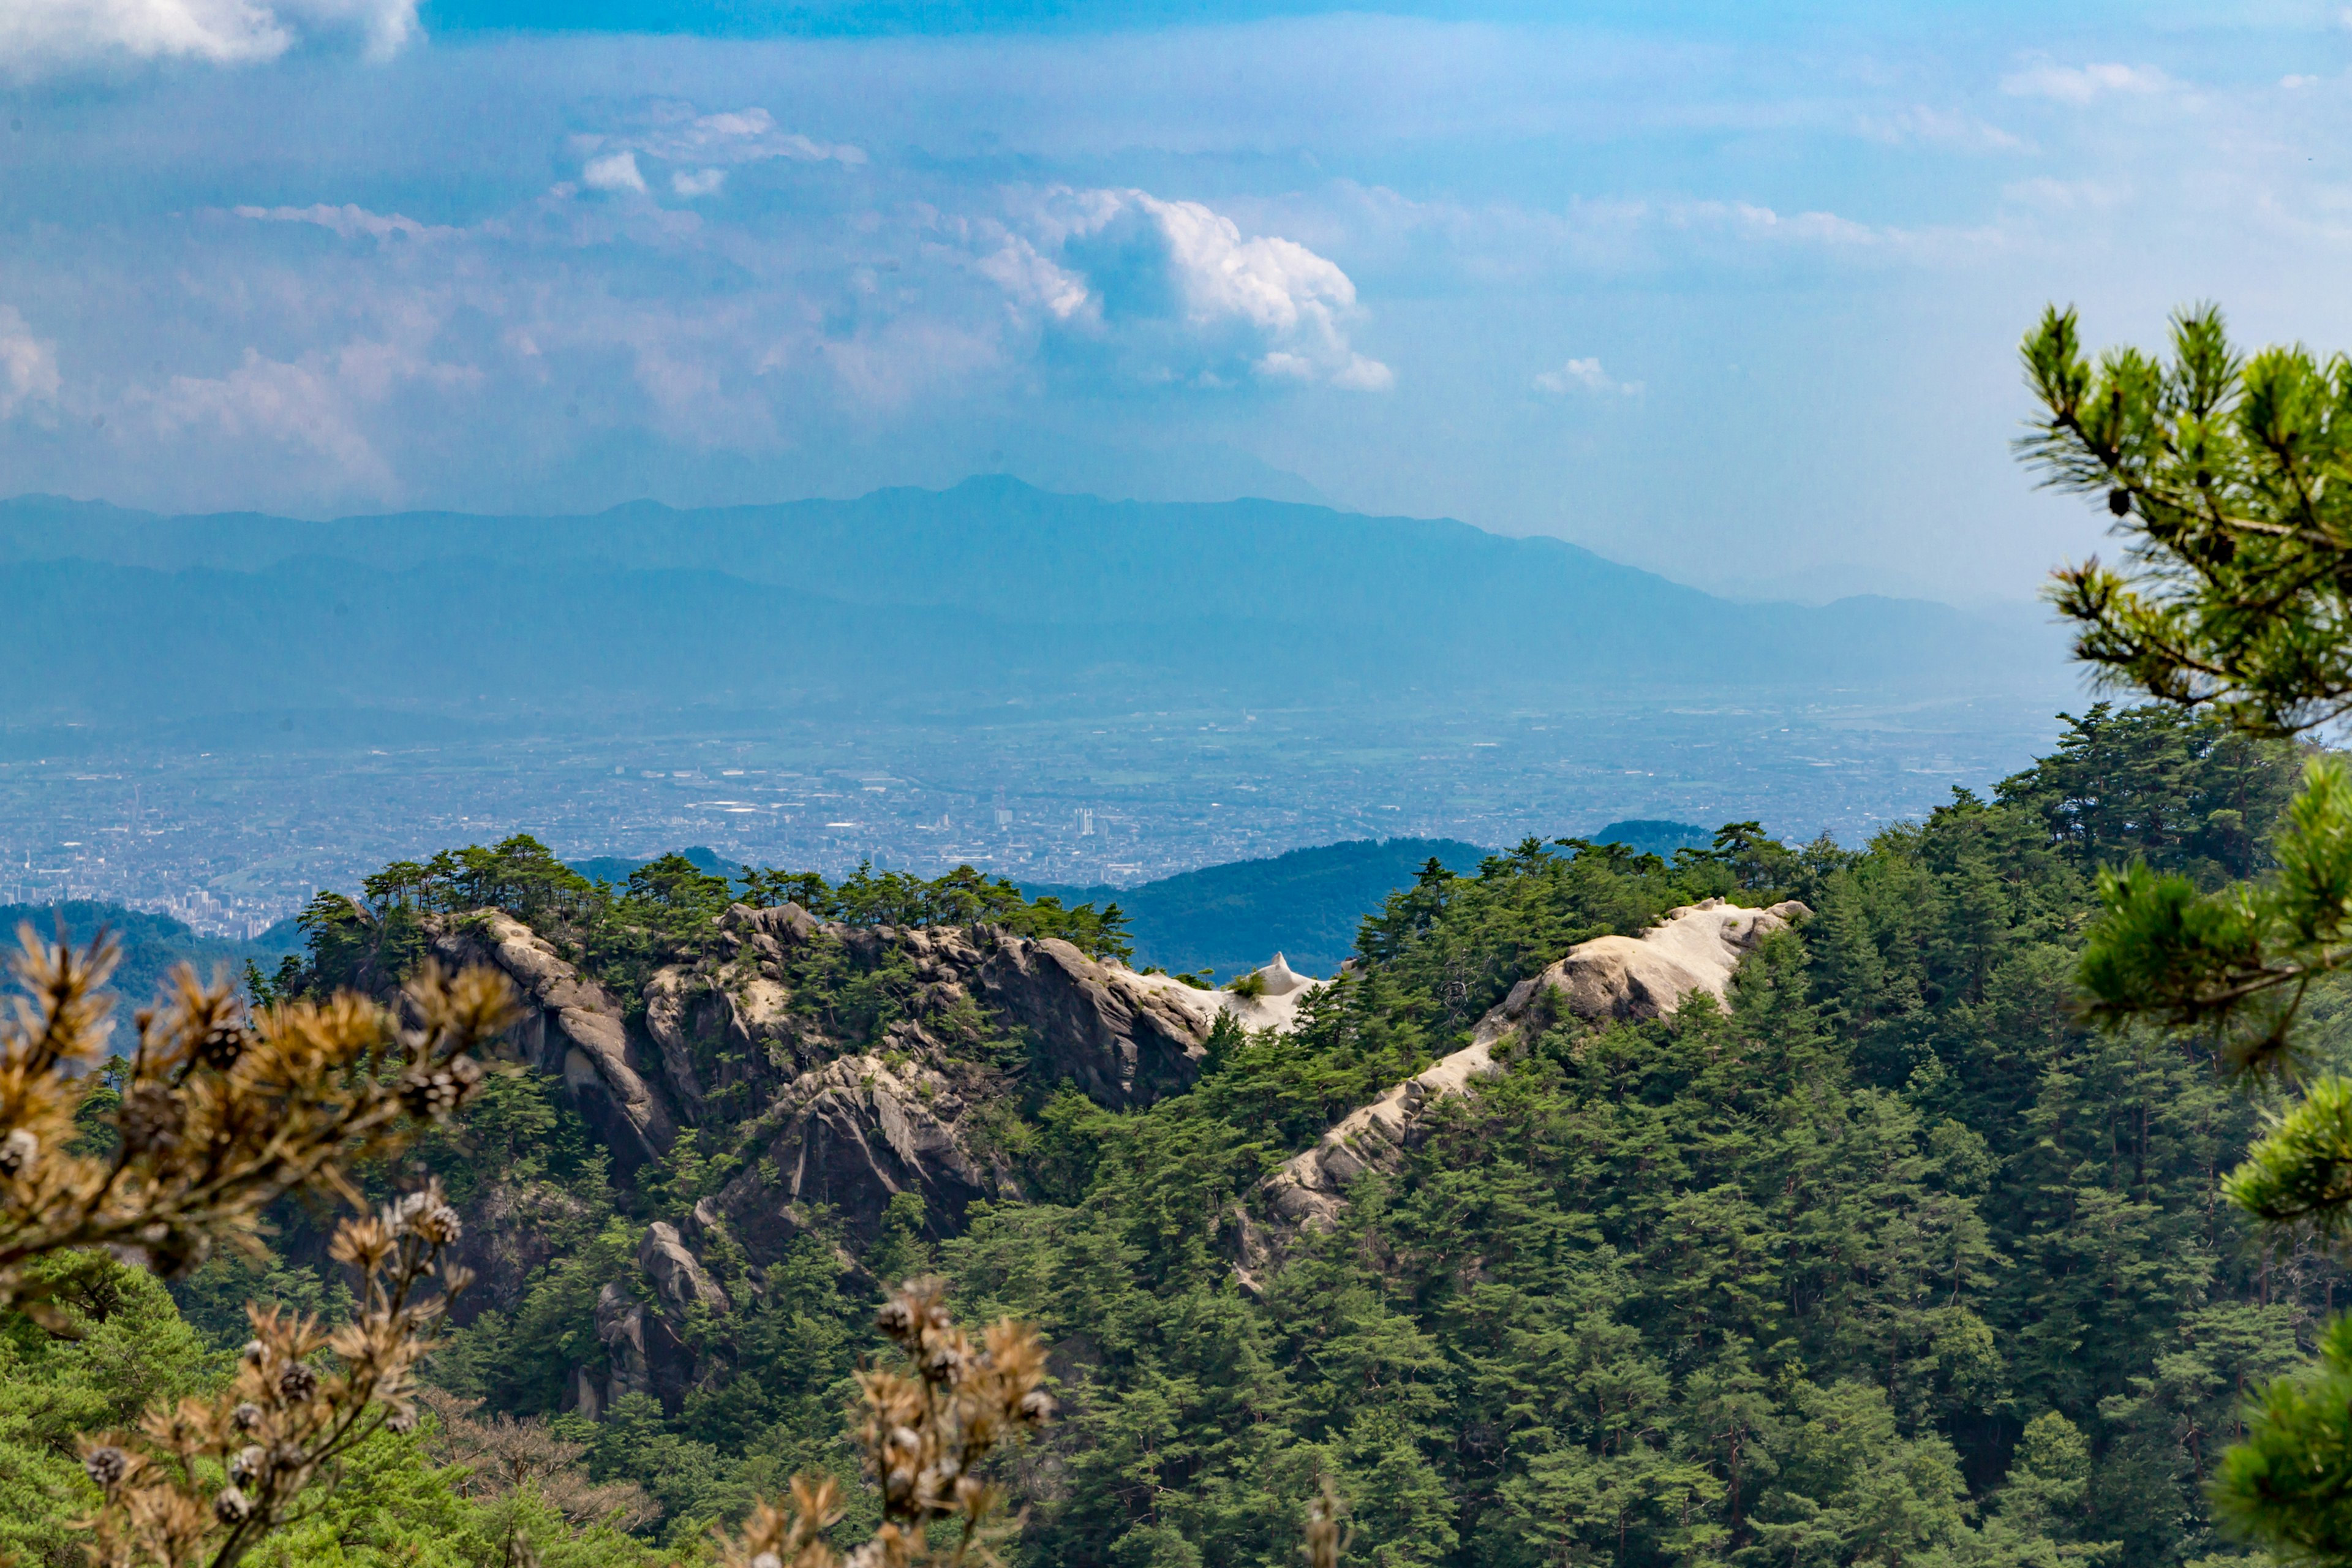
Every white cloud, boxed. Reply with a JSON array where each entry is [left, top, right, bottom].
[[2285, 74, 2322, 90], [0, 0, 417, 75], [1016, 188, 1392, 391], [0, 307, 61, 419], [233, 202, 455, 241], [2000, 61, 2171, 104], [1534, 357, 1641, 397], [147, 350, 390, 488], [605, 105, 866, 170], [975, 233, 1092, 322], [1861, 105, 2026, 153], [2002, 176, 2126, 212], [582, 151, 647, 195], [671, 168, 725, 198]]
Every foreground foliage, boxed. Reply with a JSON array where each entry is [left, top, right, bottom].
[[2024, 303, 2352, 1563]]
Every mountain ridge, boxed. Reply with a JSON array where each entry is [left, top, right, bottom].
[[0, 477, 2070, 726]]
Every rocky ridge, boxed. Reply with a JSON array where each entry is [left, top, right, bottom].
[[1242, 898, 1809, 1280], [427, 898, 1325, 1411], [429, 894, 1795, 1412]]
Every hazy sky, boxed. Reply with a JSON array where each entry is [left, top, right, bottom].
[[4, 1, 2351, 603]]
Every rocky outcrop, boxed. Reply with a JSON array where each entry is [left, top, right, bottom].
[[638, 1220, 730, 1321], [968, 932, 1216, 1106], [709, 1052, 1003, 1257], [1246, 899, 1809, 1268], [441, 897, 1354, 1409], [583, 1280, 701, 1418], [430, 912, 680, 1172], [445, 1179, 603, 1325]]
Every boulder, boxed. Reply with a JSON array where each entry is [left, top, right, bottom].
[[638, 1220, 731, 1322], [589, 1279, 701, 1417]]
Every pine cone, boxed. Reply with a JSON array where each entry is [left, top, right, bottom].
[[195, 1021, 252, 1071], [116, 1083, 183, 1156], [83, 1446, 127, 1490]]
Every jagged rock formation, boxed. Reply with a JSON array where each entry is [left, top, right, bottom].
[[639, 1220, 730, 1321], [431, 912, 680, 1171], [428, 898, 1346, 1415], [1246, 899, 1808, 1270], [708, 1050, 1004, 1255]]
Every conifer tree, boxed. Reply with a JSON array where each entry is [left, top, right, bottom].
[[2019, 301, 2352, 1559]]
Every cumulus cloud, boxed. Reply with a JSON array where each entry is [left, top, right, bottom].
[[146, 350, 390, 488], [141, 333, 481, 496], [0, 0, 418, 75], [1004, 188, 1392, 391], [1534, 357, 1641, 397], [571, 107, 864, 201], [233, 203, 456, 241], [2000, 61, 2171, 103], [975, 234, 1092, 322], [0, 307, 61, 419], [624, 105, 866, 168], [582, 151, 647, 194]]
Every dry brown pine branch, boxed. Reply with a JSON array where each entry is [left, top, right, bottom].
[[78, 1182, 473, 1568], [717, 1276, 1054, 1568], [0, 922, 518, 1321], [0, 923, 516, 1567]]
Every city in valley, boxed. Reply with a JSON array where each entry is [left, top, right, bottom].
[[0, 692, 2060, 935]]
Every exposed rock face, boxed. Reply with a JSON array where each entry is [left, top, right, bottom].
[[709, 1052, 1001, 1258], [446, 1179, 603, 1325], [1532, 898, 1812, 1023], [435, 899, 1349, 1414], [430, 912, 679, 1172], [1248, 899, 1809, 1263], [586, 1280, 700, 1417], [967, 933, 1213, 1106], [639, 1221, 730, 1321]]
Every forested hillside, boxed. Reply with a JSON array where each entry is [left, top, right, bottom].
[[0, 703, 2322, 1566], [1027, 836, 1491, 979], [0, 900, 300, 1003]]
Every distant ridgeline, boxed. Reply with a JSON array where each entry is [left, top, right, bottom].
[[1027, 825, 1714, 979], [565, 847, 733, 888], [0, 900, 301, 1005], [1587, 818, 1713, 858], [1029, 837, 1489, 979], [0, 479, 2070, 725]]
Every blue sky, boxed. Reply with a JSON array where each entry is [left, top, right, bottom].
[[4, 1, 2351, 603]]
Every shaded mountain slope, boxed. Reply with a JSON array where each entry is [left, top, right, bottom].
[[1028, 835, 1492, 979]]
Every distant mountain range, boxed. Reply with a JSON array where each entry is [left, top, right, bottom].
[[0, 478, 2068, 728]]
